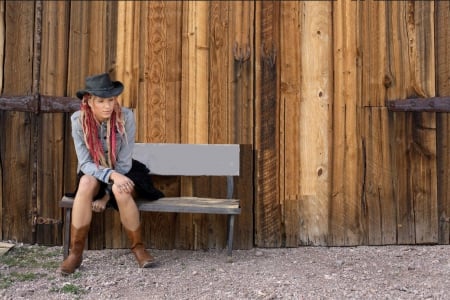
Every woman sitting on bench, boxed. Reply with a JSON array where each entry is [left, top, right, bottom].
[[59, 73, 164, 275]]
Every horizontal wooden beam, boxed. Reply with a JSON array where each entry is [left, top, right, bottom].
[[386, 97, 450, 112], [0, 95, 38, 112], [41, 95, 80, 113], [0, 94, 80, 113]]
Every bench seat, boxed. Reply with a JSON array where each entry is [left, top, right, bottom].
[[61, 196, 241, 214]]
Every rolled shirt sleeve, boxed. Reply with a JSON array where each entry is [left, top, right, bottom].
[[71, 107, 136, 183]]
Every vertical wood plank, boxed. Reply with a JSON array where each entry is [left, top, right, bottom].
[[139, 1, 168, 142], [387, 1, 437, 244], [87, 1, 107, 74], [436, 1, 450, 244], [363, 107, 397, 245], [0, 0, 4, 91], [279, 0, 300, 247], [161, 1, 182, 144], [297, 1, 332, 246], [210, 1, 229, 144], [359, 1, 397, 245], [230, 1, 254, 250], [116, 0, 140, 109], [254, 0, 282, 247], [36, 0, 70, 245], [386, 3, 415, 244], [1, 1, 35, 242], [67, 1, 90, 91], [231, 1, 253, 145], [412, 0, 439, 243], [0, 0, 5, 240], [234, 144, 254, 249], [330, 0, 361, 246], [137, 1, 182, 144], [207, 1, 230, 250], [183, 1, 209, 144]]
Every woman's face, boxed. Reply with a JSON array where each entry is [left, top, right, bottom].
[[88, 95, 116, 122]]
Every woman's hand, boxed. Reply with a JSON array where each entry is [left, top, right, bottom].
[[110, 172, 135, 194]]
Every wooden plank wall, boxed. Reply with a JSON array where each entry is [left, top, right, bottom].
[[0, 1, 448, 249], [257, 0, 443, 247]]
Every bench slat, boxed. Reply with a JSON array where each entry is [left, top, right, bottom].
[[133, 143, 240, 176], [137, 197, 240, 214], [60, 196, 240, 214]]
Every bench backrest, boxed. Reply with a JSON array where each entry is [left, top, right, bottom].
[[133, 143, 240, 176]]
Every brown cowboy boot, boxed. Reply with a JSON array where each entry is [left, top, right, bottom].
[[58, 224, 90, 275], [124, 224, 155, 268]]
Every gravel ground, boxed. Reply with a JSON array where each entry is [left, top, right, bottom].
[[1, 243, 450, 299]]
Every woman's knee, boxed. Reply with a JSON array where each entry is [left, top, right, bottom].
[[78, 175, 100, 194], [112, 185, 134, 205]]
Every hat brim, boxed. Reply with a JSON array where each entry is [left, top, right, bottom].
[[76, 81, 124, 99]]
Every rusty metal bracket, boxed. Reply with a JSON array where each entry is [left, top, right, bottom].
[[33, 216, 62, 225]]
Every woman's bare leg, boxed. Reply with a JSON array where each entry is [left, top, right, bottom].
[[113, 184, 140, 230], [59, 175, 99, 275], [113, 185, 154, 267], [72, 175, 99, 226]]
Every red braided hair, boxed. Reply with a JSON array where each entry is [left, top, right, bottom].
[[79, 95, 126, 168]]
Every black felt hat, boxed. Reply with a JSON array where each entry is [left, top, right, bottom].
[[76, 73, 124, 99]]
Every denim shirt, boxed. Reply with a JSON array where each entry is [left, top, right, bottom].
[[71, 107, 135, 183]]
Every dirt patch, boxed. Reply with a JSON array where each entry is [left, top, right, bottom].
[[1, 243, 450, 299]]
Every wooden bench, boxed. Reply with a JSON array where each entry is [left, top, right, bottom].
[[60, 143, 241, 259]]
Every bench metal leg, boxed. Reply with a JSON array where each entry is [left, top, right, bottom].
[[63, 208, 72, 259], [227, 214, 235, 257]]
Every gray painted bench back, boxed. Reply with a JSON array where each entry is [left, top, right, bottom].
[[133, 143, 240, 176]]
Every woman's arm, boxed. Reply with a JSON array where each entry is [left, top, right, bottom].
[[108, 107, 136, 191], [71, 111, 114, 183]]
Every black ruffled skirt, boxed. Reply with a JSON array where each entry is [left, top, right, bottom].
[[67, 159, 164, 210]]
